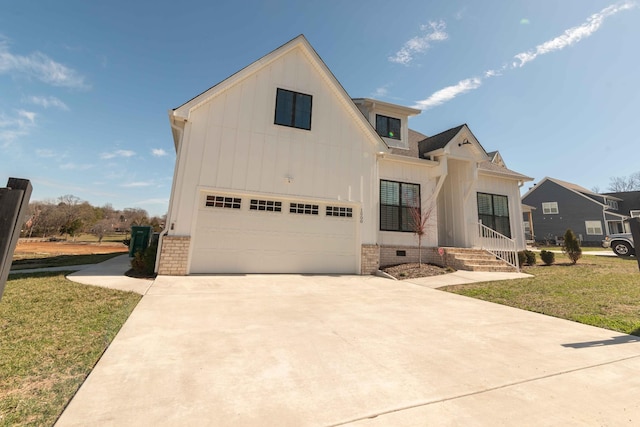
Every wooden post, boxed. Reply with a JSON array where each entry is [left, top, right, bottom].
[[0, 178, 32, 300]]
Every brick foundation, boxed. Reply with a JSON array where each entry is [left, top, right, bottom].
[[379, 245, 444, 268], [157, 235, 190, 275], [361, 244, 380, 275]]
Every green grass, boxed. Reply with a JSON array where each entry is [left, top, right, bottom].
[[11, 252, 126, 270], [535, 245, 605, 252], [0, 272, 141, 426], [442, 255, 640, 335]]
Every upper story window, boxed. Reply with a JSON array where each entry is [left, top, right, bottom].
[[274, 88, 312, 130], [376, 114, 401, 140], [606, 200, 619, 210], [380, 180, 420, 232], [542, 202, 559, 214], [631, 210, 640, 218]]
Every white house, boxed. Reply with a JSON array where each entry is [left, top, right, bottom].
[[157, 35, 532, 276]]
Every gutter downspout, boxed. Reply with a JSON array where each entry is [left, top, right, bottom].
[[155, 112, 185, 273]]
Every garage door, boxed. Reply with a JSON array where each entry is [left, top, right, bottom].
[[190, 193, 358, 274]]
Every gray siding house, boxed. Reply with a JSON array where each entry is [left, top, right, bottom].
[[521, 177, 629, 245], [603, 191, 640, 219]]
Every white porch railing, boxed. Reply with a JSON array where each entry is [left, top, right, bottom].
[[474, 222, 520, 272]]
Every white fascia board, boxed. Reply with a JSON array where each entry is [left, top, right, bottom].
[[478, 168, 534, 182], [377, 153, 439, 167]]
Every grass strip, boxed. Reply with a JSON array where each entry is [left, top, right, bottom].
[[442, 255, 640, 335], [0, 272, 141, 426]]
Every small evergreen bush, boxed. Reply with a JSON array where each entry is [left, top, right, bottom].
[[524, 250, 537, 266], [517, 251, 527, 267], [562, 229, 582, 264], [131, 244, 158, 275], [540, 250, 555, 265]]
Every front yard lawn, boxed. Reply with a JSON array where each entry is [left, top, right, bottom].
[[0, 272, 141, 426], [442, 255, 640, 335]]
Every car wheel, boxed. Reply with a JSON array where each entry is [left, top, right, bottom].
[[612, 241, 632, 256]]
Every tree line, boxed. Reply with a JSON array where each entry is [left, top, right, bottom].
[[23, 194, 165, 242]]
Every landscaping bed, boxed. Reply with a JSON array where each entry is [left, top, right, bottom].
[[382, 263, 451, 280]]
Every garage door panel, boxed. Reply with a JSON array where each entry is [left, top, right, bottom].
[[191, 198, 358, 274]]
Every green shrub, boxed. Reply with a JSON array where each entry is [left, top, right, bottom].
[[540, 250, 555, 265], [517, 251, 527, 267], [562, 229, 582, 265], [524, 250, 537, 266], [131, 244, 158, 275]]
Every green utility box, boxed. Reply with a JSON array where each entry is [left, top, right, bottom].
[[129, 226, 152, 257]]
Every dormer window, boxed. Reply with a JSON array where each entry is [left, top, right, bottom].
[[274, 88, 312, 130], [376, 114, 401, 140]]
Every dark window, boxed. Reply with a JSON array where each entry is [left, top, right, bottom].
[[380, 180, 420, 232], [250, 199, 282, 212], [290, 203, 318, 215], [477, 193, 511, 238], [274, 88, 312, 130], [376, 114, 401, 140], [205, 195, 241, 209], [326, 206, 353, 218]]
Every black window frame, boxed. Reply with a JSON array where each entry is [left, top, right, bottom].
[[380, 180, 420, 232], [477, 192, 511, 238], [375, 114, 401, 140], [274, 88, 312, 131]]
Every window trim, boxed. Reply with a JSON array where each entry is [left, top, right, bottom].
[[477, 192, 511, 238], [274, 88, 312, 131], [380, 179, 420, 232], [630, 210, 640, 218], [542, 202, 559, 215], [375, 114, 401, 140], [205, 195, 241, 209], [585, 220, 603, 235]]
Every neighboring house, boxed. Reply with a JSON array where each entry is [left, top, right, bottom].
[[521, 177, 630, 245], [603, 191, 640, 219], [157, 35, 532, 275]]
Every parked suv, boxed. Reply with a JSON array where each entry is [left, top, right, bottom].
[[602, 233, 635, 257]]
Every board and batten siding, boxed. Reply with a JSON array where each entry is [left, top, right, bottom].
[[476, 173, 527, 250], [170, 45, 380, 245], [378, 158, 439, 247]]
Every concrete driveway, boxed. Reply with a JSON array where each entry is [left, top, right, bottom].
[[57, 274, 640, 426]]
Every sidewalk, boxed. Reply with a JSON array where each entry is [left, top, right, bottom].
[[9, 254, 153, 295]]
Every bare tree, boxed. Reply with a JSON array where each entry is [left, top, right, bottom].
[[608, 172, 640, 192], [409, 199, 435, 266]]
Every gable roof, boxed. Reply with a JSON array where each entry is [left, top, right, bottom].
[[477, 160, 532, 181], [418, 125, 466, 154], [169, 34, 389, 153], [521, 177, 627, 213]]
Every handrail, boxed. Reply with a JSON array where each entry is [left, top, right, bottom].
[[474, 222, 519, 271]]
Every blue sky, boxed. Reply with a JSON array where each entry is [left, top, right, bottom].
[[1, 1, 638, 215]]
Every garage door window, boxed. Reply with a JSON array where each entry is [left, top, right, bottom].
[[326, 206, 353, 218], [290, 203, 318, 215], [250, 199, 282, 212], [205, 195, 241, 209]]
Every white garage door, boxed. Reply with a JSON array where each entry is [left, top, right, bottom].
[[190, 194, 358, 274]]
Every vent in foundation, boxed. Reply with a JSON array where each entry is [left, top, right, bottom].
[[396, 250, 406, 256]]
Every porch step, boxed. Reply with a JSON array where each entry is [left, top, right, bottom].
[[443, 248, 518, 273]]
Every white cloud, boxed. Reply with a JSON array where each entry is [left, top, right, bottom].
[[151, 148, 167, 157], [36, 148, 56, 158], [413, 1, 636, 110], [413, 77, 482, 110], [513, 1, 636, 68], [0, 38, 89, 89], [60, 162, 93, 170], [17, 109, 36, 123], [25, 95, 69, 111], [389, 20, 448, 65], [100, 149, 136, 159], [0, 109, 36, 147], [121, 181, 153, 188], [371, 86, 389, 98]]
